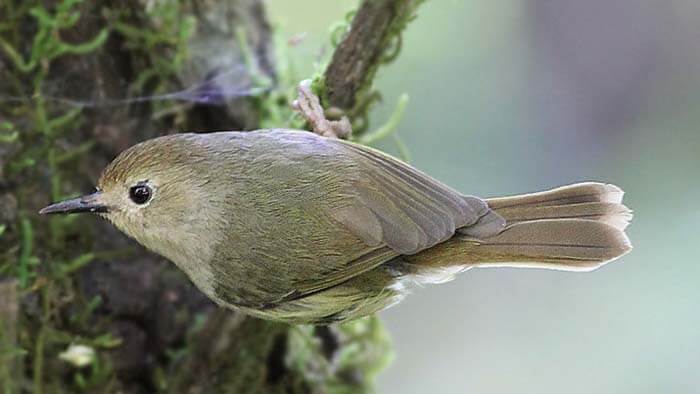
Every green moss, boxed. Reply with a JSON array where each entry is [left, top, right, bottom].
[[0, 0, 174, 392], [107, 0, 195, 104], [0, 0, 111, 319], [0, 1, 401, 392], [284, 317, 393, 393], [351, 0, 426, 110]]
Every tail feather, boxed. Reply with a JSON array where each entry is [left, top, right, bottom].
[[486, 182, 625, 208], [408, 182, 632, 277], [491, 201, 632, 231], [477, 182, 632, 271], [468, 219, 632, 271]]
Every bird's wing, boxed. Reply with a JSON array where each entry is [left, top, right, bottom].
[[286, 137, 504, 298], [328, 138, 500, 254], [210, 130, 504, 307]]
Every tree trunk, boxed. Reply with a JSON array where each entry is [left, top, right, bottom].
[[0, 0, 422, 392]]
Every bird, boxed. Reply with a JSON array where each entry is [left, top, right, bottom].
[[40, 128, 632, 325]]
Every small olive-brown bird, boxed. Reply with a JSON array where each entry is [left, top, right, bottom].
[[41, 130, 632, 324]]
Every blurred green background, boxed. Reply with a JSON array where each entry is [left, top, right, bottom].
[[269, 1, 700, 393]]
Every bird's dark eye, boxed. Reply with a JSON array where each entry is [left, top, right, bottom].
[[129, 184, 152, 205]]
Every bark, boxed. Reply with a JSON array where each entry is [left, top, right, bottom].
[[0, 280, 19, 393], [324, 0, 426, 111], [0, 0, 422, 392]]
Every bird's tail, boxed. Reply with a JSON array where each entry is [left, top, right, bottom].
[[408, 183, 632, 277]]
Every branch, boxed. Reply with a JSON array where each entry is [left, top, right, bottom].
[[4, 1, 425, 392], [323, 0, 426, 111]]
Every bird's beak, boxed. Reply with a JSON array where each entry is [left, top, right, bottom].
[[39, 191, 109, 215]]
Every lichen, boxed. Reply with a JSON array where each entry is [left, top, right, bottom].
[[0, 1, 400, 392], [286, 317, 394, 394], [0, 2, 113, 391], [0, 0, 193, 392]]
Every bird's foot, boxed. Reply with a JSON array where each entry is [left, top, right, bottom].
[[292, 79, 352, 139]]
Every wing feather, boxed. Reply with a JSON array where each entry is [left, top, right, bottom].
[[331, 139, 499, 254], [207, 130, 505, 307]]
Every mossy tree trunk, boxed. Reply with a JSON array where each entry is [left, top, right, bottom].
[[0, 0, 422, 392]]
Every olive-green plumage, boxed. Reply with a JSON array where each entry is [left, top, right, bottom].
[[41, 130, 632, 324]]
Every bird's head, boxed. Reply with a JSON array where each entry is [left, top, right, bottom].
[[39, 134, 224, 259]]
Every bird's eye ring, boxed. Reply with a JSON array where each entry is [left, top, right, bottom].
[[129, 184, 152, 205]]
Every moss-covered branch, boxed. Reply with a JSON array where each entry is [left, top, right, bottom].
[[323, 0, 426, 111], [1, 0, 425, 392]]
